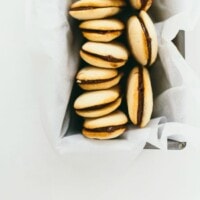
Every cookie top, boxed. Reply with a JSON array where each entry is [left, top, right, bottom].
[[79, 19, 125, 31], [76, 66, 118, 81], [70, 0, 126, 8], [81, 41, 129, 60], [83, 110, 128, 129], [74, 86, 120, 110], [69, 0, 126, 20]]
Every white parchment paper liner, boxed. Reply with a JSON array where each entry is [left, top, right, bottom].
[[26, 0, 200, 161]]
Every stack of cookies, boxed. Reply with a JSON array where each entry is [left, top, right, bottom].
[[69, 0, 129, 139], [126, 0, 158, 128], [69, 0, 158, 139]]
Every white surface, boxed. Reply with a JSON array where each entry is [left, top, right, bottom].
[[185, 25, 200, 79], [1, 0, 200, 200]]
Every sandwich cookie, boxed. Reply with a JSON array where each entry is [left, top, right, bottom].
[[126, 66, 153, 127], [79, 19, 125, 42], [127, 11, 158, 66], [80, 41, 129, 69], [69, 0, 126, 20], [130, 0, 152, 11], [76, 66, 123, 90], [82, 110, 128, 139], [74, 86, 121, 118]]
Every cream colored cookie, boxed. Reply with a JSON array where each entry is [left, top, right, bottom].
[[79, 19, 125, 42], [126, 66, 153, 127], [74, 86, 121, 118], [80, 41, 129, 68], [83, 110, 128, 139], [76, 97, 122, 118], [69, 0, 126, 20], [76, 66, 123, 90], [127, 11, 158, 66]]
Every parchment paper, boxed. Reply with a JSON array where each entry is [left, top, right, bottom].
[[26, 0, 200, 160]]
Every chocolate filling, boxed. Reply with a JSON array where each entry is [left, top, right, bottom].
[[70, 6, 114, 11], [140, 0, 149, 10], [70, 7, 99, 11], [77, 97, 120, 111], [85, 124, 126, 133], [77, 75, 118, 84], [138, 16, 152, 66], [81, 50, 125, 62], [137, 67, 144, 126]]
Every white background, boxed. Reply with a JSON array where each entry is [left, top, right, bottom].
[[0, 0, 200, 199]]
